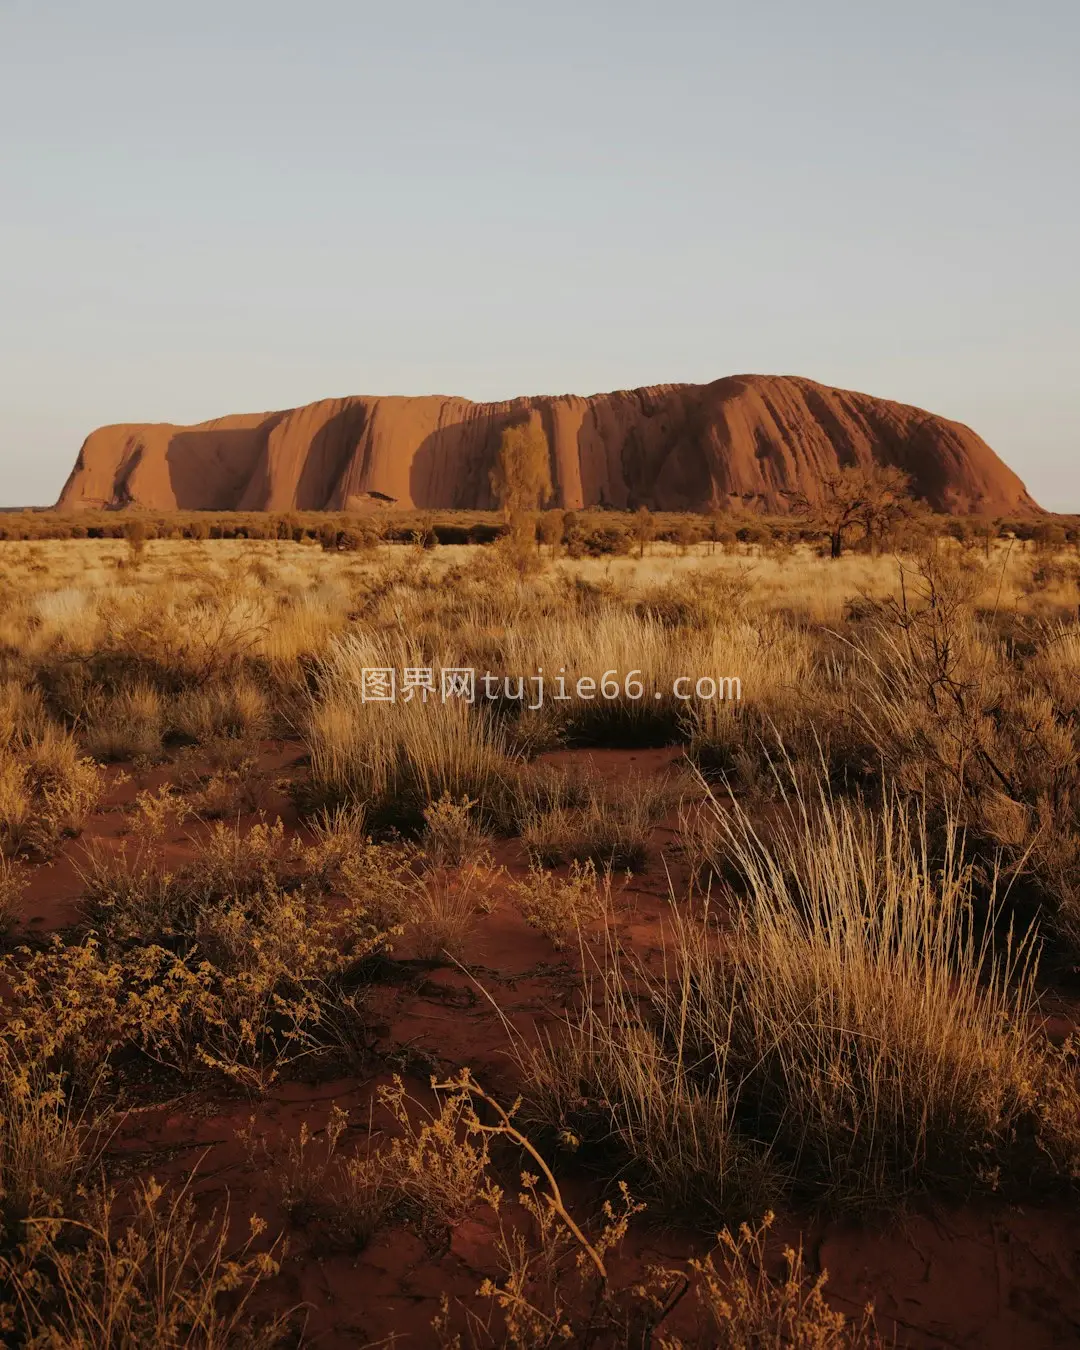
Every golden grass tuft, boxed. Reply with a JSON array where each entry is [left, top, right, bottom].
[[0, 728, 103, 860], [676, 775, 1080, 1204], [305, 636, 518, 825]]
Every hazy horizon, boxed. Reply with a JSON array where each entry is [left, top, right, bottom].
[[2, 0, 1077, 509]]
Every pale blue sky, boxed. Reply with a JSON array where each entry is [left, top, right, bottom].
[[1, 0, 1077, 507]]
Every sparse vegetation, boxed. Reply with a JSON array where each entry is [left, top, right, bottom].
[[662, 1213, 882, 1349], [1, 523, 1079, 1345], [511, 859, 612, 948], [518, 773, 670, 872], [0, 1177, 291, 1347]]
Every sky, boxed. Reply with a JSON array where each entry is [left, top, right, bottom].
[[1, 0, 1078, 508]]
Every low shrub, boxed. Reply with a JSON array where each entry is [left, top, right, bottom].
[[510, 859, 611, 949], [0, 1177, 290, 1347]]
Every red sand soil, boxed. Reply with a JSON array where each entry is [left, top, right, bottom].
[[10, 741, 1080, 1348], [55, 375, 1040, 516]]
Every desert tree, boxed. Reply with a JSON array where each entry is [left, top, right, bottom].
[[707, 508, 733, 555], [123, 517, 149, 568], [981, 518, 1003, 560], [675, 519, 700, 557], [1033, 521, 1067, 555], [496, 510, 544, 577], [538, 509, 564, 557], [857, 466, 921, 555], [490, 412, 553, 520], [799, 463, 916, 558], [561, 509, 586, 558], [411, 512, 439, 551], [633, 505, 654, 559]]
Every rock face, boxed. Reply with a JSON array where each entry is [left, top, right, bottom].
[[56, 374, 1041, 515]]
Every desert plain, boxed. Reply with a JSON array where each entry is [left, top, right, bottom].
[[1, 508, 1079, 1347]]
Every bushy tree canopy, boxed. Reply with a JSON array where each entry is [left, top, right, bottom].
[[490, 413, 553, 518]]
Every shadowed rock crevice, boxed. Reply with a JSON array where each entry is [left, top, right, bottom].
[[166, 417, 284, 510], [296, 403, 370, 510]]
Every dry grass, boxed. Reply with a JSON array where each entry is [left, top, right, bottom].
[[408, 857, 497, 962], [336, 836, 416, 934], [514, 927, 779, 1225], [268, 1104, 393, 1248], [81, 683, 165, 762], [836, 555, 1080, 945], [304, 637, 519, 826], [248, 1073, 499, 1251], [421, 793, 493, 868], [518, 773, 670, 872], [9, 812, 403, 1096], [237, 1066, 873, 1347], [3, 530, 1080, 1343], [659, 1213, 882, 1349], [0, 729, 103, 860], [170, 678, 273, 745], [516, 777, 1080, 1217], [674, 778, 1080, 1205], [0, 1053, 97, 1248], [0, 1177, 291, 1348]]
